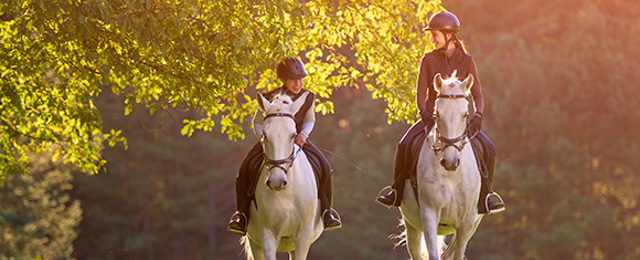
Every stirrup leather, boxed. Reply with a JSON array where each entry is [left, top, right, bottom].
[[375, 186, 397, 209], [484, 192, 506, 214]]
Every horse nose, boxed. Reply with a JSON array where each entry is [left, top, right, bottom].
[[440, 158, 460, 171], [266, 178, 288, 191]]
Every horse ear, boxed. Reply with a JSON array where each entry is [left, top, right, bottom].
[[291, 91, 309, 114], [257, 92, 271, 113], [462, 73, 474, 95], [434, 73, 443, 94]]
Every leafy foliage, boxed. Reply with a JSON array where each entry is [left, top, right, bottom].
[[5, 0, 640, 259], [0, 0, 442, 181]]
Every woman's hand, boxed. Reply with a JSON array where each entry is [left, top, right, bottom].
[[469, 113, 482, 134], [295, 133, 307, 146]]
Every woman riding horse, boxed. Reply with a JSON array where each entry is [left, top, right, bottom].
[[376, 11, 506, 214], [228, 57, 342, 235]]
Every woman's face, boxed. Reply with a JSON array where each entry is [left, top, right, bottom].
[[429, 30, 449, 50], [283, 78, 304, 94]]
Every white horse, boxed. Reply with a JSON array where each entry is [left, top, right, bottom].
[[399, 72, 484, 260], [242, 92, 323, 260]]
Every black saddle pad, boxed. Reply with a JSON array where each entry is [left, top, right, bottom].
[[406, 129, 427, 188]]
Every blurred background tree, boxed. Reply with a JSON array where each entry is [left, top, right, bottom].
[[2, 0, 640, 259], [0, 151, 81, 259]]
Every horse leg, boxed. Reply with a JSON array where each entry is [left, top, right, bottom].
[[260, 231, 279, 260], [405, 221, 424, 260], [450, 223, 475, 260], [420, 209, 441, 260], [440, 233, 456, 260], [292, 230, 314, 260], [445, 216, 482, 260]]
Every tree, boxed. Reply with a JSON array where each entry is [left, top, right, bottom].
[[71, 86, 252, 259], [0, 0, 443, 181], [0, 151, 82, 259], [453, 0, 640, 258]]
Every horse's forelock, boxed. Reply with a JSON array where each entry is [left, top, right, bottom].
[[264, 93, 295, 115], [439, 77, 466, 95]]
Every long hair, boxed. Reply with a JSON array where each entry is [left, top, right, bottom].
[[451, 34, 469, 54]]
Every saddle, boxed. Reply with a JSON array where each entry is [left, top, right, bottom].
[[406, 129, 427, 193]]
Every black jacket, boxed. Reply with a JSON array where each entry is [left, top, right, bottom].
[[416, 48, 484, 120]]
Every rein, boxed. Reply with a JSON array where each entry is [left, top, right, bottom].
[[261, 112, 300, 174], [431, 93, 473, 154]]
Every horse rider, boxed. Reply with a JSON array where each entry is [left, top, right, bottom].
[[375, 10, 506, 214], [228, 57, 342, 235]]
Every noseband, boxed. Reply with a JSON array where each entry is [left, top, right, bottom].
[[262, 112, 300, 174], [431, 93, 471, 154]]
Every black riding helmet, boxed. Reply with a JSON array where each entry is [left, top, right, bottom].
[[422, 10, 460, 33], [276, 57, 308, 79]]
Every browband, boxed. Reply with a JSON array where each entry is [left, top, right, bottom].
[[264, 113, 295, 120], [437, 94, 468, 99]]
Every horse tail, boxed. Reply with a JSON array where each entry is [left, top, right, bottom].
[[240, 236, 254, 260], [391, 217, 408, 249]]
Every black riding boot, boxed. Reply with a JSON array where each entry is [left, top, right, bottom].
[[478, 155, 506, 214], [319, 165, 341, 231], [375, 149, 405, 208], [318, 171, 341, 231], [377, 120, 427, 209], [304, 142, 342, 231], [228, 173, 251, 235], [228, 143, 263, 235]]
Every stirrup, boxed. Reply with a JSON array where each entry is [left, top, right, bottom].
[[375, 186, 397, 209], [227, 211, 247, 235], [322, 208, 342, 231], [484, 192, 506, 214]]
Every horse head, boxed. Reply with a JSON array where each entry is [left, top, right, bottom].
[[432, 71, 474, 171], [256, 91, 309, 191]]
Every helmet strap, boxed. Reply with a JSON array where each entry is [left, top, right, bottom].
[[440, 30, 455, 54]]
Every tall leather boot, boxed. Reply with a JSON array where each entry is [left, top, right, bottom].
[[228, 177, 250, 235], [320, 170, 342, 231], [479, 156, 506, 214], [227, 143, 262, 235]]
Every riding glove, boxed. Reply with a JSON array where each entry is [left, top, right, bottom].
[[469, 113, 482, 134], [421, 111, 435, 130]]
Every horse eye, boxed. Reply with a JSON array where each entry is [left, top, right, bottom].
[[283, 100, 290, 105]]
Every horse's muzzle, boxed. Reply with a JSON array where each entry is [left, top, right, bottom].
[[440, 158, 460, 171], [266, 179, 288, 191]]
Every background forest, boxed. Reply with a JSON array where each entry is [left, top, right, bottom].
[[2, 0, 640, 259]]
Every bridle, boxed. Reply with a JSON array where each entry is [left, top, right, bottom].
[[261, 112, 300, 174], [430, 93, 473, 154]]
